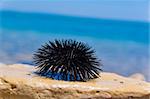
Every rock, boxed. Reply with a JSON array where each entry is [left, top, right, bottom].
[[129, 73, 146, 81], [0, 64, 150, 99]]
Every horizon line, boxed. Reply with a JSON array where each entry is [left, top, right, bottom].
[[0, 9, 149, 24]]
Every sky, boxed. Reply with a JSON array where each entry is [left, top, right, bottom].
[[0, 0, 149, 22]]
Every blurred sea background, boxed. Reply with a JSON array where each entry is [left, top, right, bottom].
[[0, 1, 149, 81]]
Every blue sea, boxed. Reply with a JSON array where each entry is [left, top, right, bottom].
[[0, 11, 149, 81]]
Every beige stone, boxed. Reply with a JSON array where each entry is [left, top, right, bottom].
[[0, 64, 149, 99], [129, 73, 146, 81]]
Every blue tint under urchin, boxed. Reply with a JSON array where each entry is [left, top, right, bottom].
[[34, 71, 81, 81]]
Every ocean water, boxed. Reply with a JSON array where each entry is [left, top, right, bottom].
[[0, 11, 149, 81]]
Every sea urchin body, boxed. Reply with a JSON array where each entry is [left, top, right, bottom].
[[33, 39, 102, 81]]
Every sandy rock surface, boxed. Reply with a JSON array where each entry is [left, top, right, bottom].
[[0, 64, 150, 99], [129, 73, 146, 81]]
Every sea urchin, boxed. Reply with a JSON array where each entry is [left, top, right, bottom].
[[33, 39, 102, 81]]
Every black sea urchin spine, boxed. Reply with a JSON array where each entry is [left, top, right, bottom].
[[33, 39, 102, 81]]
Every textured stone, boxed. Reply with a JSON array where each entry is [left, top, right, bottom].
[[129, 73, 146, 81], [0, 64, 149, 99]]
